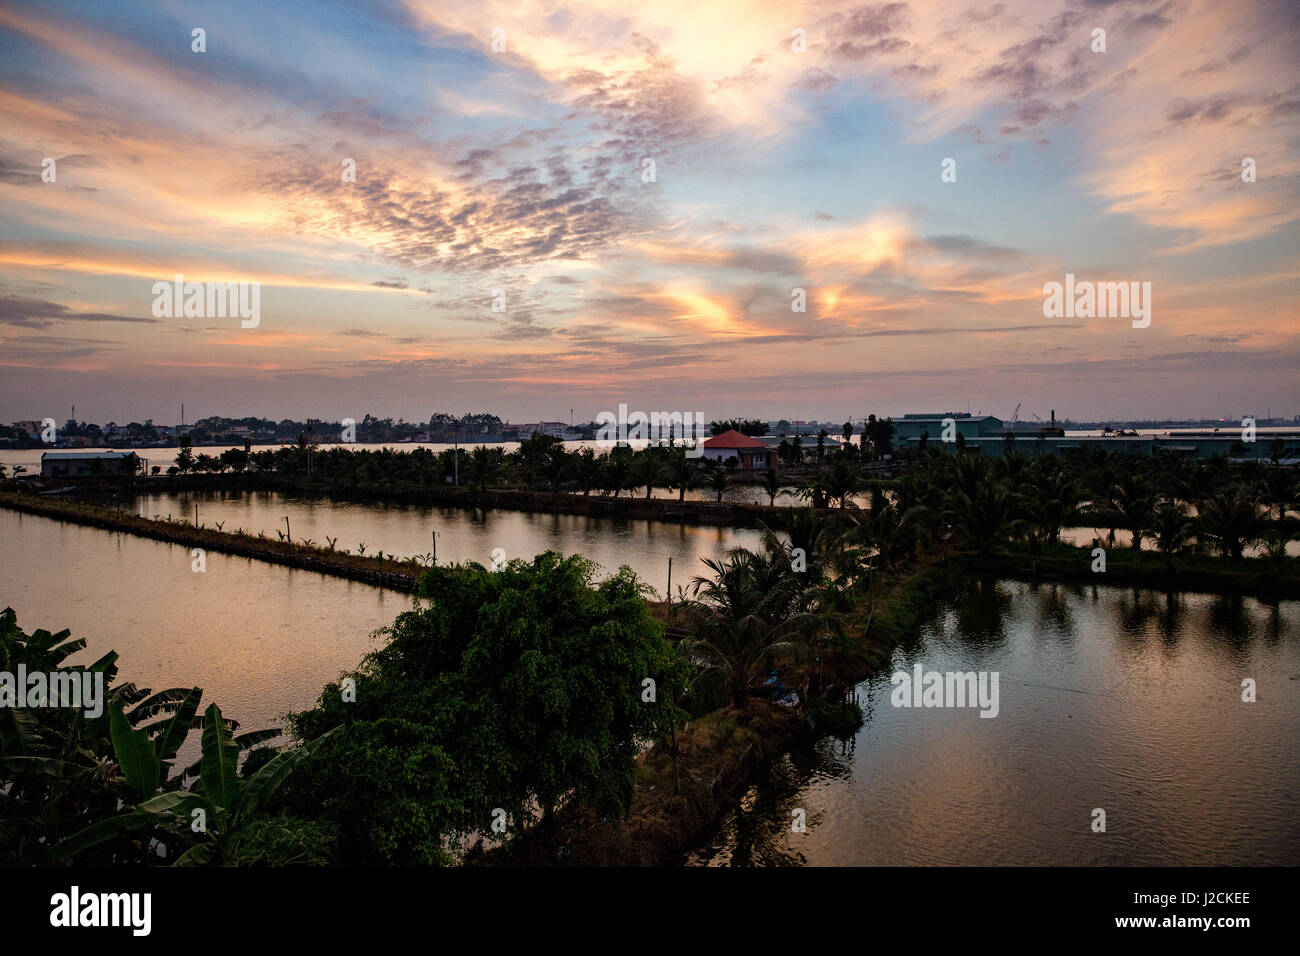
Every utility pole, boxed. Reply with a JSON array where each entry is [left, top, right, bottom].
[[453, 425, 459, 486], [667, 556, 672, 600], [283, 515, 291, 546], [431, 530, 438, 565]]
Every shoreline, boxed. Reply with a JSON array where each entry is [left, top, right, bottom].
[[4, 488, 1296, 867], [0, 490, 421, 592], [22, 473, 844, 528]]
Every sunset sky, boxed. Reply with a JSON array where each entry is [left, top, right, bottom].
[[0, 0, 1296, 425]]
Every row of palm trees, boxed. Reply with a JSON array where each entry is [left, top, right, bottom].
[[904, 450, 1297, 562], [240, 435, 760, 501], [676, 450, 1296, 707]]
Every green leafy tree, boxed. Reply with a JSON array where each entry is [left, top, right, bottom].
[[283, 554, 686, 859], [175, 434, 195, 474]]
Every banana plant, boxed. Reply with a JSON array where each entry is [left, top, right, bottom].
[[55, 704, 338, 864]]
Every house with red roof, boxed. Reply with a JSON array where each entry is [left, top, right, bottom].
[[701, 430, 770, 470]]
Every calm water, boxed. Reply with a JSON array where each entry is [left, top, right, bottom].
[[133, 490, 762, 597], [0, 498, 760, 750], [0, 444, 786, 505], [0, 508, 405, 760], [680, 579, 1300, 866], [5, 498, 1296, 865]]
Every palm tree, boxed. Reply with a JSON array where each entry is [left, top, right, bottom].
[[629, 449, 667, 499], [1198, 488, 1268, 560], [794, 469, 830, 509], [1106, 470, 1156, 548], [946, 476, 1017, 555], [822, 455, 864, 509], [1261, 467, 1297, 521], [666, 451, 701, 502], [1018, 464, 1084, 546], [872, 501, 931, 568], [762, 466, 781, 507], [758, 507, 836, 582], [685, 552, 804, 708], [466, 445, 504, 494], [570, 447, 600, 495], [601, 448, 632, 497], [1143, 501, 1194, 570], [707, 465, 729, 502]]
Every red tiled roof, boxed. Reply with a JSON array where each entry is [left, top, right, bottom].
[[703, 429, 768, 449]]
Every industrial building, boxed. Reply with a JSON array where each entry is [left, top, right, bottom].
[[40, 451, 141, 478], [892, 413, 1298, 461]]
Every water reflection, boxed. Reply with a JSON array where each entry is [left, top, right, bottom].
[[680, 578, 1300, 866], [134, 490, 763, 597]]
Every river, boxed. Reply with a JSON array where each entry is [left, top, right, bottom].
[[4, 500, 1295, 865], [678, 578, 1300, 865], [0, 499, 760, 748]]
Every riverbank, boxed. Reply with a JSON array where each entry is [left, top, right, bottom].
[[6, 487, 1294, 865], [479, 538, 1299, 865], [478, 557, 962, 866], [971, 541, 1300, 598], [0, 490, 420, 591], [19, 472, 838, 527]]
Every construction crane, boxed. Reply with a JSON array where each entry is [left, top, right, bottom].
[[1010, 402, 1021, 427]]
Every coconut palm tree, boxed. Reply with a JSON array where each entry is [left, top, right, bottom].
[[1143, 501, 1194, 570], [666, 450, 701, 501], [465, 445, 504, 494], [1105, 469, 1156, 549], [1198, 488, 1268, 560], [1018, 463, 1085, 546], [570, 447, 600, 495], [601, 447, 633, 497], [758, 507, 837, 582], [629, 449, 667, 499], [823, 455, 864, 509], [707, 465, 729, 502], [762, 466, 781, 507], [685, 551, 805, 708], [946, 476, 1018, 555]]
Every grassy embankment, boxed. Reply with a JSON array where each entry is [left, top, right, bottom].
[[481, 553, 963, 866], [45, 471, 841, 527], [5, 488, 1295, 865], [971, 541, 1300, 598], [0, 490, 421, 591], [484, 543, 1299, 865]]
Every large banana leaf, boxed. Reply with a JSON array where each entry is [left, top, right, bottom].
[[174, 842, 215, 866], [0, 706, 39, 755], [51, 812, 150, 860], [233, 728, 282, 750], [137, 790, 210, 817], [87, 649, 119, 673], [155, 687, 203, 763], [200, 703, 241, 810], [1, 755, 95, 782], [43, 637, 88, 667], [109, 703, 160, 796], [237, 725, 340, 819], [129, 687, 193, 724]]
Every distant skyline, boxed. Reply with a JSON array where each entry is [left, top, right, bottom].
[[1, 0, 1297, 423]]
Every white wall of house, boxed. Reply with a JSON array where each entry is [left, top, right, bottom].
[[701, 446, 768, 467]]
